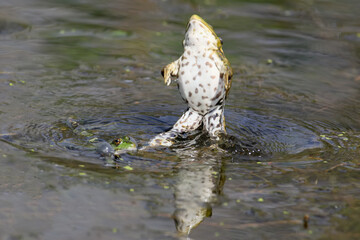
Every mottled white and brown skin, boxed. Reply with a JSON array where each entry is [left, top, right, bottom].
[[149, 15, 233, 147]]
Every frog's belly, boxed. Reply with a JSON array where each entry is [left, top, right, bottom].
[[178, 64, 224, 114]]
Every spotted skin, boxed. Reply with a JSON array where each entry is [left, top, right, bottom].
[[149, 15, 232, 147]]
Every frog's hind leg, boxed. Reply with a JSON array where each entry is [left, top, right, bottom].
[[148, 108, 203, 147], [203, 104, 226, 139]]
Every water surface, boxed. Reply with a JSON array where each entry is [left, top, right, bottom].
[[0, 0, 360, 239]]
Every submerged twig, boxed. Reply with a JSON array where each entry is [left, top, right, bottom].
[[303, 214, 309, 229], [249, 172, 271, 184], [206, 219, 302, 230], [0, 133, 17, 137], [325, 163, 346, 172]]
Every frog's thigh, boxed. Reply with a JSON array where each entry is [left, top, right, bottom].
[[203, 105, 226, 138], [171, 108, 203, 133]]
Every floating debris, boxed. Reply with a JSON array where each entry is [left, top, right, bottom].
[[88, 137, 98, 143], [123, 165, 133, 171], [80, 131, 93, 137], [303, 214, 310, 229], [111, 30, 127, 37]]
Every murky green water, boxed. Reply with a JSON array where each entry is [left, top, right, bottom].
[[1, 0, 360, 239]]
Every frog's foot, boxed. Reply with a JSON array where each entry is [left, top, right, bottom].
[[148, 132, 176, 147], [161, 60, 180, 86], [148, 108, 203, 147], [203, 104, 226, 139]]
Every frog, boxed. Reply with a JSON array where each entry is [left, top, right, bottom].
[[67, 118, 137, 157], [149, 14, 233, 146], [111, 136, 137, 156]]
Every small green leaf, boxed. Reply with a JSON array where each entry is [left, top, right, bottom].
[[123, 166, 133, 171], [80, 131, 93, 137], [88, 137, 98, 143], [111, 30, 127, 37]]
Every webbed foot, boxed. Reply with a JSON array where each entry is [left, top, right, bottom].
[[161, 60, 180, 86]]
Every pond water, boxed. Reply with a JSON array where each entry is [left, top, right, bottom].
[[1, 0, 360, 239]]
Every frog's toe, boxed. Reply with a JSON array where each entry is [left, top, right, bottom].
[[149, 138, 174, 147], [148, 134, 175, 147]]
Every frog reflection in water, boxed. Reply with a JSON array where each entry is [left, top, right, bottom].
[[149, 14, 233, 146], [172, 147, 225, 235]]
